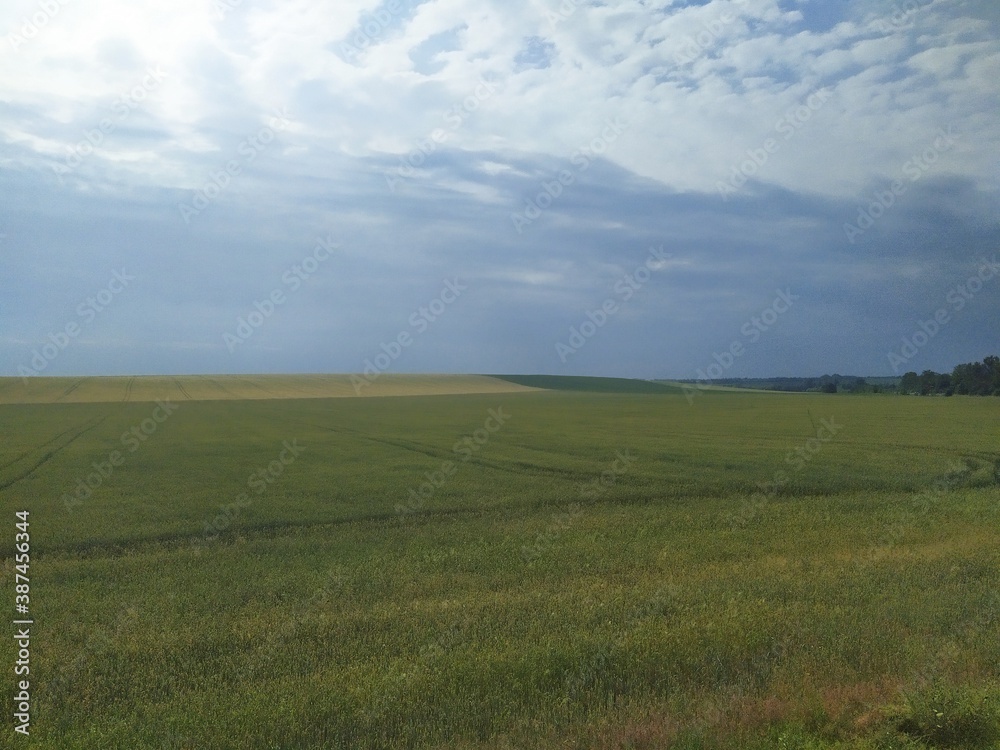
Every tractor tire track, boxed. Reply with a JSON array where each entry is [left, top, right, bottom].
[[55, 378, 87, 402], [243, 407, 458, 463], [311, 425, 584, 480], [208, 378, 235, 398], [173, 377, 193, 401], [123, 376, 135, 403], [258, 411, 586, 481], [0, 420, 92, 472], [0, 416, 108, 492], [234, 375, 279, 398]]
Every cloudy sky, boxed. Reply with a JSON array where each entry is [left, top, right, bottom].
[[2, 0, 998, 380]]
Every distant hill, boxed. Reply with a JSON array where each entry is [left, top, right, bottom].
[[0, 373, 690, 405], [0, 374, 542, 405], [490, 375, 684, 394]]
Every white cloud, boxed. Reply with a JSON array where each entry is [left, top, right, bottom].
[[1, 0, 997, 199]]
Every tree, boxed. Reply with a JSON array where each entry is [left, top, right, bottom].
[[899, 358, 999, 396], [919, 370, 938, 395], [986, 355, 1000, 394], [950, 356, 1000, 396]]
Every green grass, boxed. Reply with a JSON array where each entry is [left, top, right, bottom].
[[0, 380, 998, 749]]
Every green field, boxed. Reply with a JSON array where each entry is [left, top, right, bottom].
[[1, 376, 999, 749]]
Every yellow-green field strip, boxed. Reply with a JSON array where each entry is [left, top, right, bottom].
[[0, 374, 543, 404]]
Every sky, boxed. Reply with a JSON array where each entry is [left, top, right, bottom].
[[1, 0, 998, 380]]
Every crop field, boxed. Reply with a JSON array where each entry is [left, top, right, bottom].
[[0, 374, 541, 405], [1, 375, 999, 749]]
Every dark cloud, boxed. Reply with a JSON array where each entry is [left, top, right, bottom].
[[3, 139, 997, 379]]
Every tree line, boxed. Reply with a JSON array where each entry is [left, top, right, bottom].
[[679, 355, 1000, 395], [899, 355, 1000, 396]]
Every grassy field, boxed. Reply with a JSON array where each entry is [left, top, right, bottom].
[[0, 377, 998, 749], [0, 374, 541, 405]]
